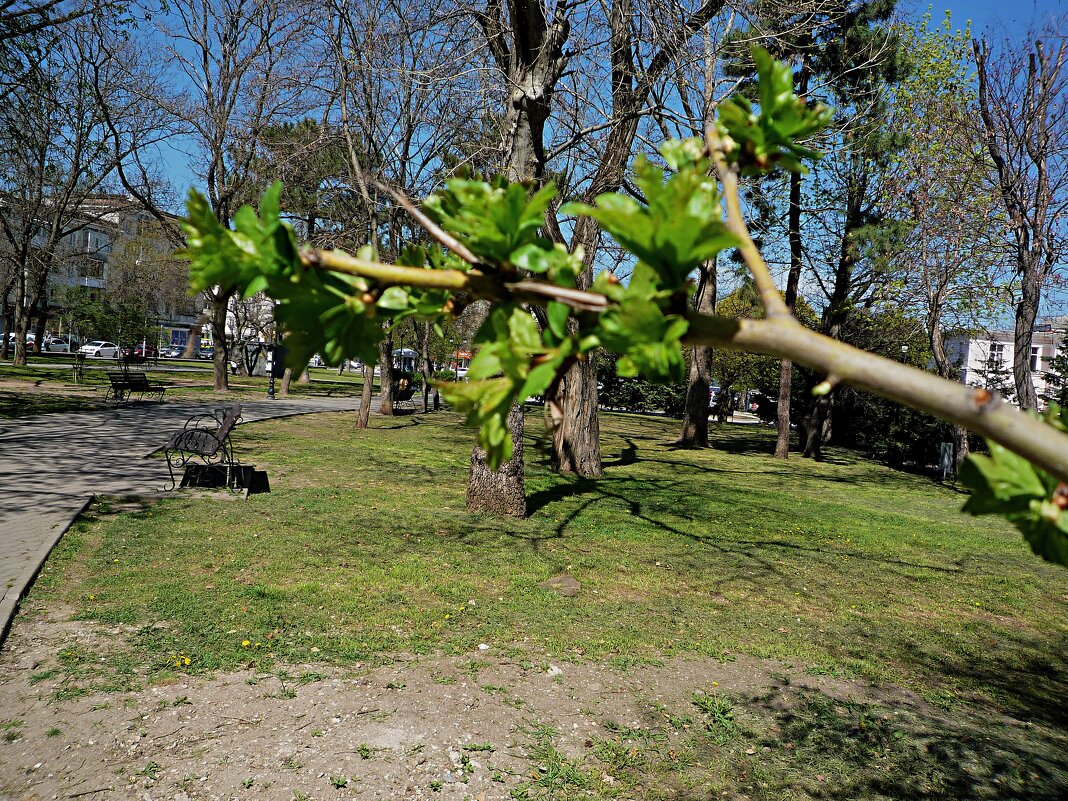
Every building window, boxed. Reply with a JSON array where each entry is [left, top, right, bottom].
[[989, 342, 1005, 364], [1031, 346, 1042, 371]]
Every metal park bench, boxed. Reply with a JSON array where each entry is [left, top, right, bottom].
[[105, 370, 166, 404], [163, 404, 242, 490], [161, 404, 270, 496]]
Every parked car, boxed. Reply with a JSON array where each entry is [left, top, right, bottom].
[[196, 346, 214, 360], [79, 340, 119, 358], [6, 333, 36, 351], [119, 343, 158, 362], [46, 335, 80, 352], [161, 345, 184, 358]]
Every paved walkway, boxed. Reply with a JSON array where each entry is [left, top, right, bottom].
[[0, 396, 361, 645]]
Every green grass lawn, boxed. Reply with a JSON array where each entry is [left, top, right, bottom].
[[20, 411, 1068, 798]]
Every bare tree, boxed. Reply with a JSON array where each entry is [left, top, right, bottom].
[[0, 15, 141, 366], [325, 0, 480, 426], [103, 0, 315, 389], [973, 25, 1068, 409], [551, 0, 728, 470]]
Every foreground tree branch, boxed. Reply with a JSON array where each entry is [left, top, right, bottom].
[[295, 244, 1068, 484]]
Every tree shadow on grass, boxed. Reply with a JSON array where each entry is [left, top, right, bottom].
[[744, 680, 1068, 800], [891, 626, 1068, 732]]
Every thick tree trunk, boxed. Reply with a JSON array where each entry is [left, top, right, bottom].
[[33, 315, 47, 352], [210, 292, 230, 391], [355, 362, 374, 428], [280, 367, 293, 396], [377, 332, 394, 415], [1013, 258, 1041, 408], [467, 403, 526, 517], [465, 1, 570, 514], [678, 264, 716, 448], [553, 358, 602, 474], [298, 367, 311, 384], [801, 393, 831, 459], [465, 302, 526, 513]]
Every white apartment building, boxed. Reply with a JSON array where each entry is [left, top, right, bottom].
[[3, 195, 204, 344], [945, 315, 1067, 403]]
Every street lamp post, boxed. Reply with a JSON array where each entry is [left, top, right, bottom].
[[267, 342, 276, 400]]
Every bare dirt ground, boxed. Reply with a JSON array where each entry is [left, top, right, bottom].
[[3, 608, 1066, 801], [0, 611, 886, 801]]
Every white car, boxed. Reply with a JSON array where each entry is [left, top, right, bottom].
[[79, 340, 119, 358], [46, 335, 79, 352]]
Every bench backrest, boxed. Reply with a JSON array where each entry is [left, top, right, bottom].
[[106, 370, 131, 385], [106, 370, 150, 384], [216, 404, 242, 440]]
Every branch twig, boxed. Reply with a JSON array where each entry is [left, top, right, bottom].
[[684, 313, 1068, 483], [372, 180, 480, 265], [298, 242, 1068, 484], [704, 123, 791, 319]]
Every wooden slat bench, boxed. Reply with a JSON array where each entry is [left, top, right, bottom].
[[105, 370, 166, 404]]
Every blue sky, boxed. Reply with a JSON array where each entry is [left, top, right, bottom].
[[903, 0, 1066, 35]]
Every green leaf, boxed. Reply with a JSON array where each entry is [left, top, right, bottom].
[[715, 46, 832, 176], [546, 301, 570, 340], [377, 286, 410, 311], [960, 445, 1047, 515]]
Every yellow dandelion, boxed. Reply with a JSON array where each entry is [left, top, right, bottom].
[[444, 614, 450, 620], [242, 639, 251, 647]]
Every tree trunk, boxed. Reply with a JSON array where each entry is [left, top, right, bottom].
[[377, 331, 394, 415], [0, 307, 10, 360], [1013, 257, 1041, 408], [280, 367, 293, 396], [953, 424, 970, 472], [420, 321, 432, 413], [678, 263, 716, 448], [467, 403, 526, 517], [12, 270, 29, 367], [801, 393, 831, 459], [355, 362, 374, 429], [298, 367, 311, 384], [552, 358, 602, 474], [775, 127, 806, 458], [465, 1, 570, 512], [33, 314, 47, 352], [210, 291, 231, 390]]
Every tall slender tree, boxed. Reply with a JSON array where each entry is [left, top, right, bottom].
[[973, 24, 1068, 409]]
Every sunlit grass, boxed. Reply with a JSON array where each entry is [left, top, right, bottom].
[[24, 411, 1066, 720]]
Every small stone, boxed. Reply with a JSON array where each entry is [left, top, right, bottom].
[[477, 643, 490, 651], [538, 573, 581, 597], [546, 665, 563, 677]]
